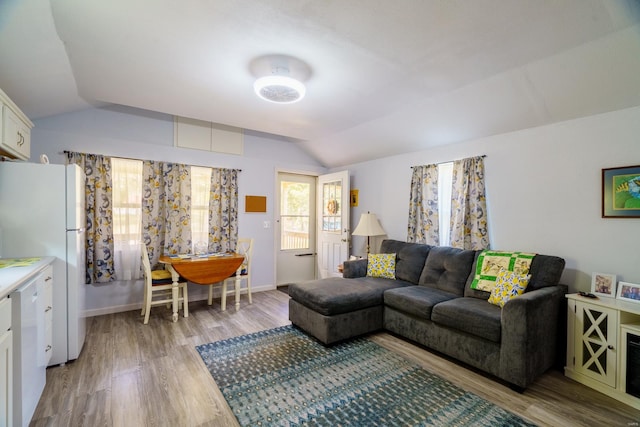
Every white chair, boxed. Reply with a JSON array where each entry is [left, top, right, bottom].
[[141, 244, 188, 324], [208, 238, 254, 308]]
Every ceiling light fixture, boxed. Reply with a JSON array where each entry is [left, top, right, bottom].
[[254, 74, 306, 104]]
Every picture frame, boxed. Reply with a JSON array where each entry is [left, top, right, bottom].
[[616, 281, 640, 303], [602, 165, 640, 218], [350, 189, 359, 207], [591, 272, 616, 298]]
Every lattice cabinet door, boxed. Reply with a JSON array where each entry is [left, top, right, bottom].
[[573, 302, 618, 387]]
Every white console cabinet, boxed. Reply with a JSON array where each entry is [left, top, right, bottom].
[[566, 294, 640, 409], [0, 88, 33, 161]]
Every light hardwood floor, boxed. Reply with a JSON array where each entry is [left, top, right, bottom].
[[31, 290, 640, 426]]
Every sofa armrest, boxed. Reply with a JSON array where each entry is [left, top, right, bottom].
[[499, 284, 568, 388], [343, 259, 367, 278]]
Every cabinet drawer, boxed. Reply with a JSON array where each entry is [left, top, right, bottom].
[[0, 296, 11, 333]]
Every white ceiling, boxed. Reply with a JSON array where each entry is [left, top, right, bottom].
[[1, 0, 640, 168]]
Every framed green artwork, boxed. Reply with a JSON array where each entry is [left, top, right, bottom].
[[602, 165, 640, 218]]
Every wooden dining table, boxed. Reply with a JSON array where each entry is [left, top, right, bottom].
[[159, 253, 245, 321]]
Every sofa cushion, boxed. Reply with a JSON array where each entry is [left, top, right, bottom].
[[487, 268, 531, 308], [469, 250, 535, 293], [431, 297, 502, 343], [379, 239, 432, 284], [465, 252, 566, 299], [384, 286, 458, 320], [288, 277, 412, 316], [418, 246, 476, 296], [366, 253, 396, 279]]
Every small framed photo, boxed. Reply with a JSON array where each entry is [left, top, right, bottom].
[[591, 272, 617, 298], [617, 282, 640, 303]]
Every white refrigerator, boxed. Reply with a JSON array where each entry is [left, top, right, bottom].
[[0, 162, 87, 366]]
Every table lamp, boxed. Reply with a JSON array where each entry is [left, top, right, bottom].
[[352, 212, 386, 254]]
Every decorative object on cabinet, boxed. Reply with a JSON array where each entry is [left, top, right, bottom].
[[617, 282, 640, 304], [0, 87, 33, 161], [602, 165, 640, 218], [565, 293, 640, 410], [591, 272, 617, 298]]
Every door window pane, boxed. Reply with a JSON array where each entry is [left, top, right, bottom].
[[281, 181, 310, 250], [322, 180, 341, 232]]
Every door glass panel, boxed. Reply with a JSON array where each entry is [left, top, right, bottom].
[[280, 181, 310, 250], [322, 180, 341, 232]]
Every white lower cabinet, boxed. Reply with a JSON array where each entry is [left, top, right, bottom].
[[566, 294, 640, 410], [0, 296, 12, 427], [43, 270, 53, 365]]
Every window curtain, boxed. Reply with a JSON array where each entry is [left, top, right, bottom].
[[163, 163, 192, 255], [407, 164, 439, 245], [112, 158, 143, 280], [449, 156, 490, 250], [208, 168, 239, 253], [141, 160, 166, 270], [140, 161, 192, 265], [66, 152, 116, 283]]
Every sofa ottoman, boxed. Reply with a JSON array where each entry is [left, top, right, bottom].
[[288, 276, 413, 344]]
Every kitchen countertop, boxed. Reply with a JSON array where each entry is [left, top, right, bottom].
[[0, 256, 56, 299]]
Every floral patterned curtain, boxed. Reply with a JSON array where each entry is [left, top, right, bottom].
[[66, 152, 115, 283], [407, 164, 439, 245], [163, 163, 192, 255], [141, 160, 166, 270], [207, 168, 239, 253], [450, 156, 490, 250]]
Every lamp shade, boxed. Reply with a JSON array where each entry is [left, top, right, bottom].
[[352, 213, 385, 237]]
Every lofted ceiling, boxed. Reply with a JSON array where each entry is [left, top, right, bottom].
[[1, 0, 640, 168]]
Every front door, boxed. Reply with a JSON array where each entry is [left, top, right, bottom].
[[276, 172, 317, 285], [317, 170, 350, 278]]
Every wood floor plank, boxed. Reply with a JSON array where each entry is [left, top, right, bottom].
[[30, 290, 640, 426]]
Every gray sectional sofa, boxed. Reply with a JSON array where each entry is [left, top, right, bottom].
[[288, 239, 567, 389]]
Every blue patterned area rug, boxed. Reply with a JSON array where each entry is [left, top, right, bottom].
[[196, 325, 536, 427]]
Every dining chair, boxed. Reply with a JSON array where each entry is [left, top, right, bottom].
[[207, 238, 254, 307], [141, 243, 189, 324]]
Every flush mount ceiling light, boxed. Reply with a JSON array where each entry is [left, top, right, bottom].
[[254, 74, 306, 104], [250, 55, 311, 104]]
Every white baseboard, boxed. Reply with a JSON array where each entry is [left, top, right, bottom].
[[84, 284, 276, 318]]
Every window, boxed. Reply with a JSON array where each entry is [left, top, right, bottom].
[[112, 158, 143, 280], [191, 166, 212, 252], [322, 180, 341, 232], [112, 159, 217, 278], [280, 180, 311, 250], [438, 162, 453, 246]]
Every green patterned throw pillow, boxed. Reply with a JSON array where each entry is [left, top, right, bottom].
[[366, 253, 396, 279], [488, 268, 531, 308], [470, 250, 535, 293]]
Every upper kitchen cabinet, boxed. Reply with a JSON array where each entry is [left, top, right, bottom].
[[0, 88, 33, 161]]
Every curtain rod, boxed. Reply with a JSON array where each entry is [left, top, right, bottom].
[[62, 150, 241, 172], [410, 154, 486, 168]]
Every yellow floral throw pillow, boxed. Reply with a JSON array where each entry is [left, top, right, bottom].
[[488, 268, 531, 308], [366, 253, 396, 279]]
